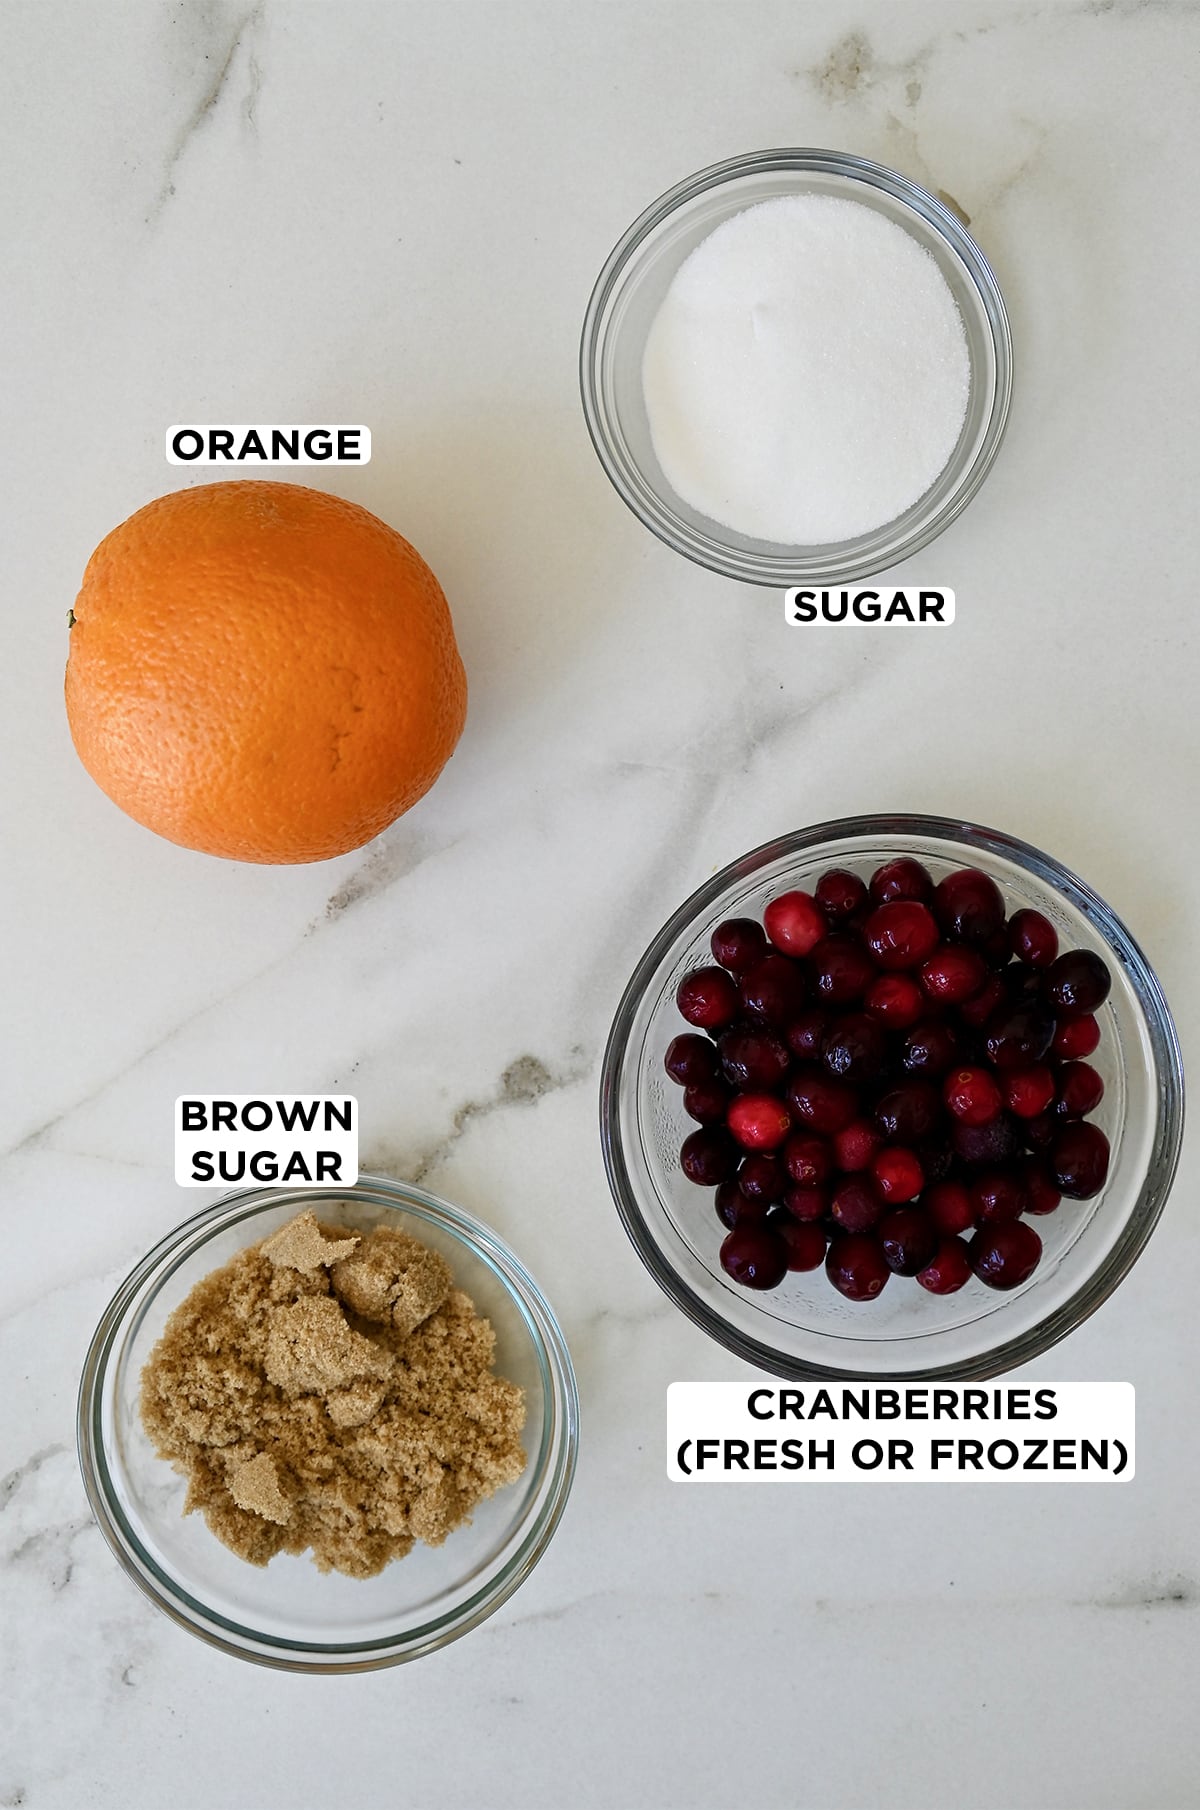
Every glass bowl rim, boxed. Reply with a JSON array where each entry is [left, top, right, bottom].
[[579, 146, 1014, 587], [599, 812, 1184, 1379], [77, 1174, 580, 1673]]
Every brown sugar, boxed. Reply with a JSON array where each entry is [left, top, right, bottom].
[[139, 1210, 527, 1578]]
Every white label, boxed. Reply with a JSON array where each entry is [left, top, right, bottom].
[[668, 1382, 1133, 1482], [175, 1095, 358, 1188], [165, 425, 371, 465], [784, 587, 955, 626]]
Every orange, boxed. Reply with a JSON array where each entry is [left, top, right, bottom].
[[64, 481, 467, 864]]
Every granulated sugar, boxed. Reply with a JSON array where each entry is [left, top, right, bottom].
[[642, 194, 970, 544]]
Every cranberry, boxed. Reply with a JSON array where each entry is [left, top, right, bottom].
[[737, 1153, 786, 1203], [764, 890, 828, 957], [943, 1065, 1003, 1127], [878, 1206, 938, 1275], [785, 1008, 830, 1059], [710, 916, 769, 975], [784, 1184, 830, 1222], [1021, 1109, 1057, 1153], [872, 1147, 925, 1204], [957, 972, 1006, 1029], [1015, 1159, 1062, 1216], [933, 868, 1005, 946], [864, 900, 940, 971], [1003, 1065, 1056, 1119], [739, 954, 807, 1025], [950, 1113, 1020, 1167], [680, 1126, 739, 1185], [1002, 962, 1044, 1002], [664, 1033, 719, 1087], [787, 1069, 858, 1134], [969, 1170, 1027, 1225], [1049, 1122, 1110, 1198], [864, 973, 924, 1029], [810, 935, 875, 1005], [1055, 1061, 1104, 1119], [727, 1093, 792, 1151], [970, 1221, 1042, 1291], [1051, 1014, 1101, 1060], [676, 966, 739, 1031], [715, 1180, 768, 1229], [1008, 908, 1059, 968], [917, 1134, 954, 1184], [925, 1180, 974, 1237], [718, 1026, 790, 1091], [720, 1225, 788, 1290], [1044, 950, 1112, 1016], [920, 945, 987, 1004], [983, 1000, 1056, 1070], [775, 1216, 827, 1272], [831, 1175, 884, 1234], [916, 1236, 973, 1294], [783, 1131, 833, 1187], [902, 1020, 960, 1076], [826, 1233, 891, 1300], [833, 1119, 882, 1172], [816, 867, 868, 921], [821, 1012, 885, 1084], [683, 1077, 733, 1123], [870, 856, 933, 904], [874, 1080, 940, 1143]]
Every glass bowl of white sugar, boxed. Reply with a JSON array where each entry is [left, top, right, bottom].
[[580, 149, 1012, 586]]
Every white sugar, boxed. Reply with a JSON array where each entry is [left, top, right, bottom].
[[642, 194, 971, 545]]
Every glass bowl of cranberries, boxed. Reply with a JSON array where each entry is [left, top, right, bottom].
[[600, 815, 1182, 1379]]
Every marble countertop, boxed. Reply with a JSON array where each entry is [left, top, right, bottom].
[[4, 3, 1198, 1806]]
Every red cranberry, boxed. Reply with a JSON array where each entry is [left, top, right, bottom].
[[1055, 1061, 1104, 1119], [1021, 1108, 1057, 1153], [1049, 1122, 1110, 1199], [775, 1216, 827, 1272], [870, 857, 933, 904], [787, 1069, 858, 1134], [764, 890, 828, 957], [872, 1147, 925, 1204], [821, 1012, 885, 1084], [680, 1126, 738, 1185], [683, 1077, 733, 1123], [783, 1132, 833, 1187], [864, 900, 940, 971], [970, 1221, 1042, 1291], [957, 973, 1006, 1029], [728, 1093, 792, 1151], [1015, 1159, 1062, 1216], [710, 916, 769, 975], [816, 867, 868, 921], [878, 1206, 938, 1275], [1003, 1065, 1056, 1119], [1008, 909, 1059, 968], [810, 935, 875, 1005], [865, 973, 924, 1029], [739, 954, 807, 1025], [785, 1008, 830, 1059], [676, 966, 739, 1031], [943, 1065, 1003, 1127], [720, 1225, 788, 1289], [718, 1026, 790, 1091], [917, 1134, 954, 1184], [969, 1170, 1028, 1226], [983, 1000, 1056, 1070], [920, 945, 987, 1004], [874, 1080, 940, 1143], [784, 1184, 830, 1222], [737, 1153, 786, 1203], [831, 1175, 884, 1234], [950, 1113, 1020, 1167], [902, 1020, 960, 1076], [916, 1236, 973, 1294], [925, 1180, 974, 1237], [715, 1180, 768, 1229], [933, 868, 1005, 946], [664, 1033, 719, 1087], [826, 1233, 891, 1300], [833, 1119, 882, 1172], [1051, 1014, 1100, 1060], [1044, 950, 1112, 1016]]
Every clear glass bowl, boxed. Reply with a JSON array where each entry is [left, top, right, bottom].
[[580, 148, 1013, 586], [600, 816, 1183, 1379], [77, 1176, 579, 1672]]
